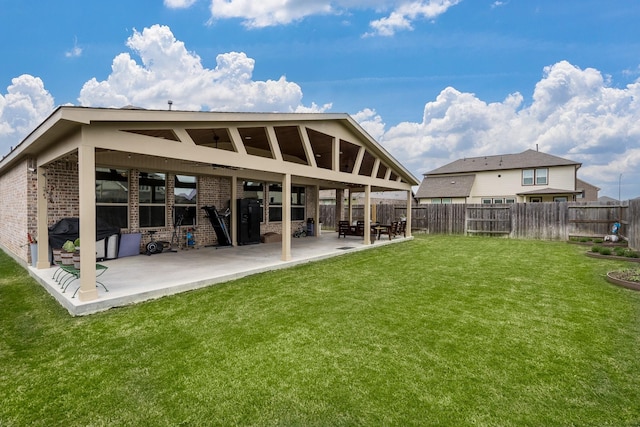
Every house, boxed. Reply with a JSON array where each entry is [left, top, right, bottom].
[[415, 149, 597, 204], [0, 106, 418, 303]]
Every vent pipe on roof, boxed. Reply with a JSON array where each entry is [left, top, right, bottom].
[[536, 144, 538, 152], [168, 100, 173, 111]]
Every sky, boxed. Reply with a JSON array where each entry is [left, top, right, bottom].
[[1, 0, 639, 200]]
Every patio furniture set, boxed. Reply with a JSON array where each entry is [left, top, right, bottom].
[[338, 220, 407, 240]]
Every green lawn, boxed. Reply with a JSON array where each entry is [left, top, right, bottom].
[[1, 235, 640, 426]]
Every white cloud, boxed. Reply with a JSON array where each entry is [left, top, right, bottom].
[[78, 25, 324, 112], [204, 0, 460, 35], [373, 60, 640, 199], [367, 0, 463, 36], [164, 0, 198, 8], [0, 75, 54, 154], [65, 37, 83, 58]]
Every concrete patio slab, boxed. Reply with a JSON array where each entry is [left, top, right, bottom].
[[27, 232, 411, 316]]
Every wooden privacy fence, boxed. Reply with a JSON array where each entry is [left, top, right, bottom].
[[319, 200, 639, 249]]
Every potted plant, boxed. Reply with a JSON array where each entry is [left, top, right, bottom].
[[61, 240, 76, 266], [72, 238, 81, 269]]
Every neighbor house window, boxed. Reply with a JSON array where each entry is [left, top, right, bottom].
[[493, 198, 504, 204], [535, 168, 548, 185], [530, 197, 542, 203], [482, 198, 492, 204], [523, 168, 548, 185], [505, 198, 516, 204], [174, 175, 197, 226], [554, 196, 568, 202], [139, 172, 166, 227], [431, 198, 442, 204], [96, 168, 129, 228], [522, 169, 534, 185]]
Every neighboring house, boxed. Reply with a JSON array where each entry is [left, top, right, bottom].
[[0, 106, 418, 302], [576, 178, 600, 202], [416, 149, 598, 204]]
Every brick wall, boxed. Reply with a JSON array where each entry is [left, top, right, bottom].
[[1, 158, 321, 264], [0, 159, 31, 263]]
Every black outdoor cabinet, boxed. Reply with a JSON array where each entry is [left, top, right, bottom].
[[237, 199, 261, 245]]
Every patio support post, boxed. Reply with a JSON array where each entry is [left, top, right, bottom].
[[364, 185, 371, 245], [36, 164, 50, 269], [77, 145, 98, 302], [314, 185, 320, 238], [347, 189, 353, 224], [335, 189, 344, 231], [405, 190, 412, 238], [230, 175, 238, 246], [281, 173, 292, 261]]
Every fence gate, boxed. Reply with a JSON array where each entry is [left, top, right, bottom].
[[465, 205, 512, 236]]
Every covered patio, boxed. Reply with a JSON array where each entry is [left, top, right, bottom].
[[1, 106, 419, 315], [28, 231, 410, 316]]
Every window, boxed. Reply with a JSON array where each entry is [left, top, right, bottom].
[[268, 183, 282, 222], [505, 198, 516, 204], [493, 198, 504, 204], [522, 169, 534, 185], [291, 186, 306, 220], [263, 183, 305, 222], [174, 175, 197, 226], [243, 181, 264, 222], [482, 198, 492, 204], [530, 197, 542, 203], [139, 172, 166, 227], [554, 196, 568, 202], [96, 168, 129, 228], [431, 198, 442, 204], [523, 168, 548, 185], [535, 168, 548, 185]]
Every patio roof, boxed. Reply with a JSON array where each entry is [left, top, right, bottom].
[[28, 232, 411, 316]]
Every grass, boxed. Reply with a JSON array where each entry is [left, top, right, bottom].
[[1, 235, 640, 426]]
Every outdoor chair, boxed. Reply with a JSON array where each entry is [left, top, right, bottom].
[[378, 221, 398, 240], [397, 220, 407, 237], [338, 221, 352, 238]]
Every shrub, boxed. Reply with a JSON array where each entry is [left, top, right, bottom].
[[591, 245, 602, 253], [598, 247, 612, 256], [579, 237, 590, 242], [593, 238, 604, 244], [624, 250, 639, 258], [614, 247, 627, 256]]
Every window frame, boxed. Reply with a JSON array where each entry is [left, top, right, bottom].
[[96, 167, 129, 229], [139, 171, 167, 228], [174, 174, 197, 226]]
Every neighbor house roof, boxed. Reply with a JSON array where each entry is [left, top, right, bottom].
[[425, 149, 581, 176], [517, 187, 582, 196], [415, 174, 476, 199]]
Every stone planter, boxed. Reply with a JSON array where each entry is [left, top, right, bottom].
[[53, 248, 62, 264], [606, 272, 640, 291], [585, 252, 640, 263], [60, 251, 74, 266], [73, 252, 81, 269]]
